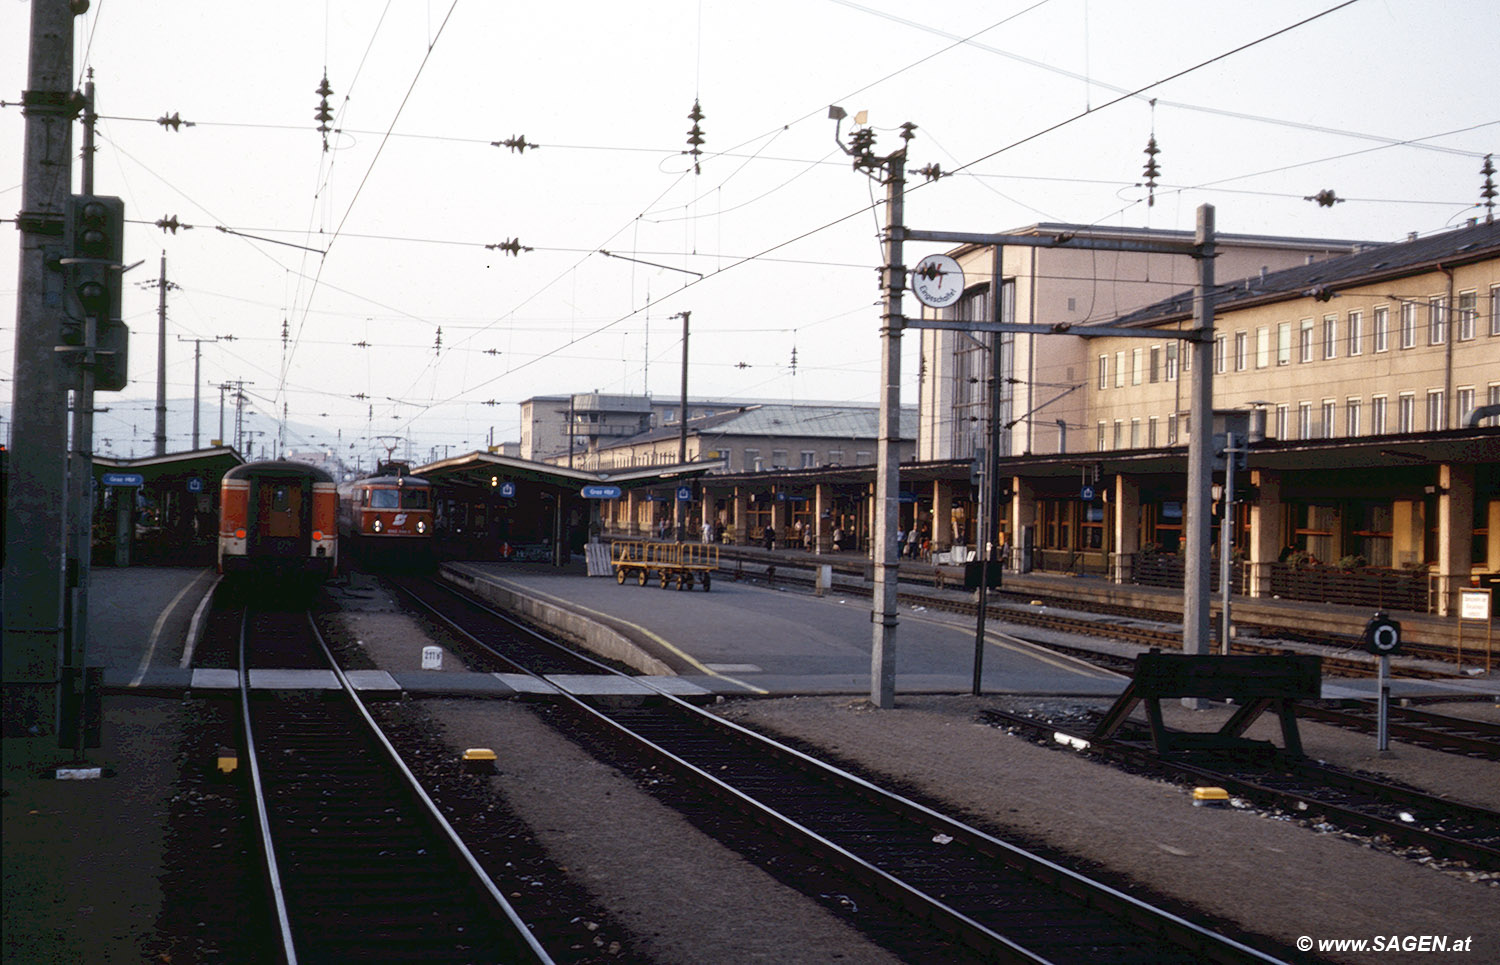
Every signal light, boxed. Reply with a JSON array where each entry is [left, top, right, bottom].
[[62, 194, 129, 390]]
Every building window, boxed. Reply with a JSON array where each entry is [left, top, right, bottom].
[[1428, 296, 1447, 345], [1149, 345, 1161, 383], [1114, 351, 1125, 388], [663, 408, 676, 424], [1148, 416, 1158, 447], [1256, 327, 1270, 368], [1457, 291, 1476, 341], [771, 449, 788, 468], [800, 450, 816, 468], [1277, 322, 1292, 365], [827, 448, 843, 465], [1098, 355, 1108, 390], [1166, 343, 1179, 381], [1488, 384, 1500, 426], [1347, 311, 1362, 356], [1373, 306, 1389, 352], [855, 450, 873, 465], [1491, 286, 1500, 336], [1346, 398, 1361, 437], [1167, 413, 1179, 445], [1096, 422, 1106, 451], [1213, 335, 1227, 374], [1129, 418, 1141, 448], [1297, 402, 1312, 440], [1113, 420, 1124, 449], [1371, 395, 1387, 435], [1323, 314, 1338, 360], [1298, 319, 1315, 363], [1400, 301, 1417, 348], [1275, 404, 1289, 440], [1131, 347, 1143, 385], [1321, 400, 1336, 439], [1397, 393, 1415, 433], [745, 448, 762, 472], [1234, 331, 1248, 371], [1457, 387, 1475, 425], [1426, 390, 1445, 431]]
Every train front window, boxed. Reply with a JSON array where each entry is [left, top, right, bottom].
[[272, 486, 290, 512], [401, 490, 429, 510], [370, 489, 400, 509]]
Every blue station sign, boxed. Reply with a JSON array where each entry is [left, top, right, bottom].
[[102, 472, 144, 487], [581, 485, 622, 500]]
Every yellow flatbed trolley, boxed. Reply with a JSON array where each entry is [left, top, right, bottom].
[[611, 540, 718, 590]]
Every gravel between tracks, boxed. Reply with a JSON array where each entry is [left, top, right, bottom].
[[336, 577, 1499, 965]]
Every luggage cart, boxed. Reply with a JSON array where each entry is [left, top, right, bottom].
[[611, 540, 718, 590]]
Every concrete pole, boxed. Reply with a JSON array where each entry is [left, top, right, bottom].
[[4, 0, 78, 738], [153, 253, 168, 455], [1183, 204, 1217, 662], [64, 76, 99, 756], [870, 149, 907, 709], [674, 311, 689, 541]]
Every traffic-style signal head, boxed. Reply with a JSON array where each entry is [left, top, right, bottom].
[[62, 194, 129, 389]]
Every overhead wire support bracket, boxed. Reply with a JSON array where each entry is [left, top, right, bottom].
[[597, 249, 703, 278]]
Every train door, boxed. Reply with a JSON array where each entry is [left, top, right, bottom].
[[255, 479, 305, 556]]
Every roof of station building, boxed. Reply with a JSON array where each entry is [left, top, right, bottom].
[[595, 402, 919, 451], [1107, 219, 1500, 329]]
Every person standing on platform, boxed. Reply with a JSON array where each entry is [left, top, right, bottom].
[[702, 518, 713, 543], [763, 524, 775, 551]]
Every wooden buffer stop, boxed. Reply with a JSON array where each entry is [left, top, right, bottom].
[[1092, 650, 1323, 758]]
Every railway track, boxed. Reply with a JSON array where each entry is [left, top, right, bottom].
[[393, 576, 1289, 963], [1297, 702, 1500, 761], [235, 605, 550, 964], [719, 551, 1467, 678], [981, 707, 1500, 872]]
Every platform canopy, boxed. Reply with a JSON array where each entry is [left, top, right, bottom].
[[412, 450, 722, 494]]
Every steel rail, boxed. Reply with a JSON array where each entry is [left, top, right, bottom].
[[982, 708, 1500, 871], [237, 603, 552, 964], [403, 576, 1288, 964]]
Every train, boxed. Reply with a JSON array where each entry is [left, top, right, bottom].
[[218, 460, 339, 581], [337, 461, 435, 570]]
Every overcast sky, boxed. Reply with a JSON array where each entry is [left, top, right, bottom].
[[4, 0, 1496, 464]]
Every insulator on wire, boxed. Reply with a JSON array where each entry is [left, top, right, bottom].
[[1141, 99, 1161, 208], [685, 98, 706, 173], [314, 72, 335, 151], [1481, 154, 1497, 222]]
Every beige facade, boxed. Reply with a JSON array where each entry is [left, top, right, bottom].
[[918, 224, 1367, 461], [1088, 245, 1500, 446]]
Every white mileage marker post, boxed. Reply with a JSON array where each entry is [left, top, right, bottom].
[[421, 646, 443, 671]]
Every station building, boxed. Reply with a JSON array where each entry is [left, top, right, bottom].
[[566, 220, 1497, 618]]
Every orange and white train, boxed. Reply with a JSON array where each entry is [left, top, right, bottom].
[[337, 461, 435, 570], [218, 460, 339, 580]]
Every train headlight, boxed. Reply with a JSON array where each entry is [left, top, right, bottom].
[[417, 520, 427, 534], [372, 518, 383, 533]]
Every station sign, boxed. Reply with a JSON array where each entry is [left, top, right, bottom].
[[1081, 485, 1095, 501], [498, 481, 516, 498], [186, 477, 203, 493], [676, 486, 691, 501], [581, 485, 622, 500], [102, 472, 144, 487]]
